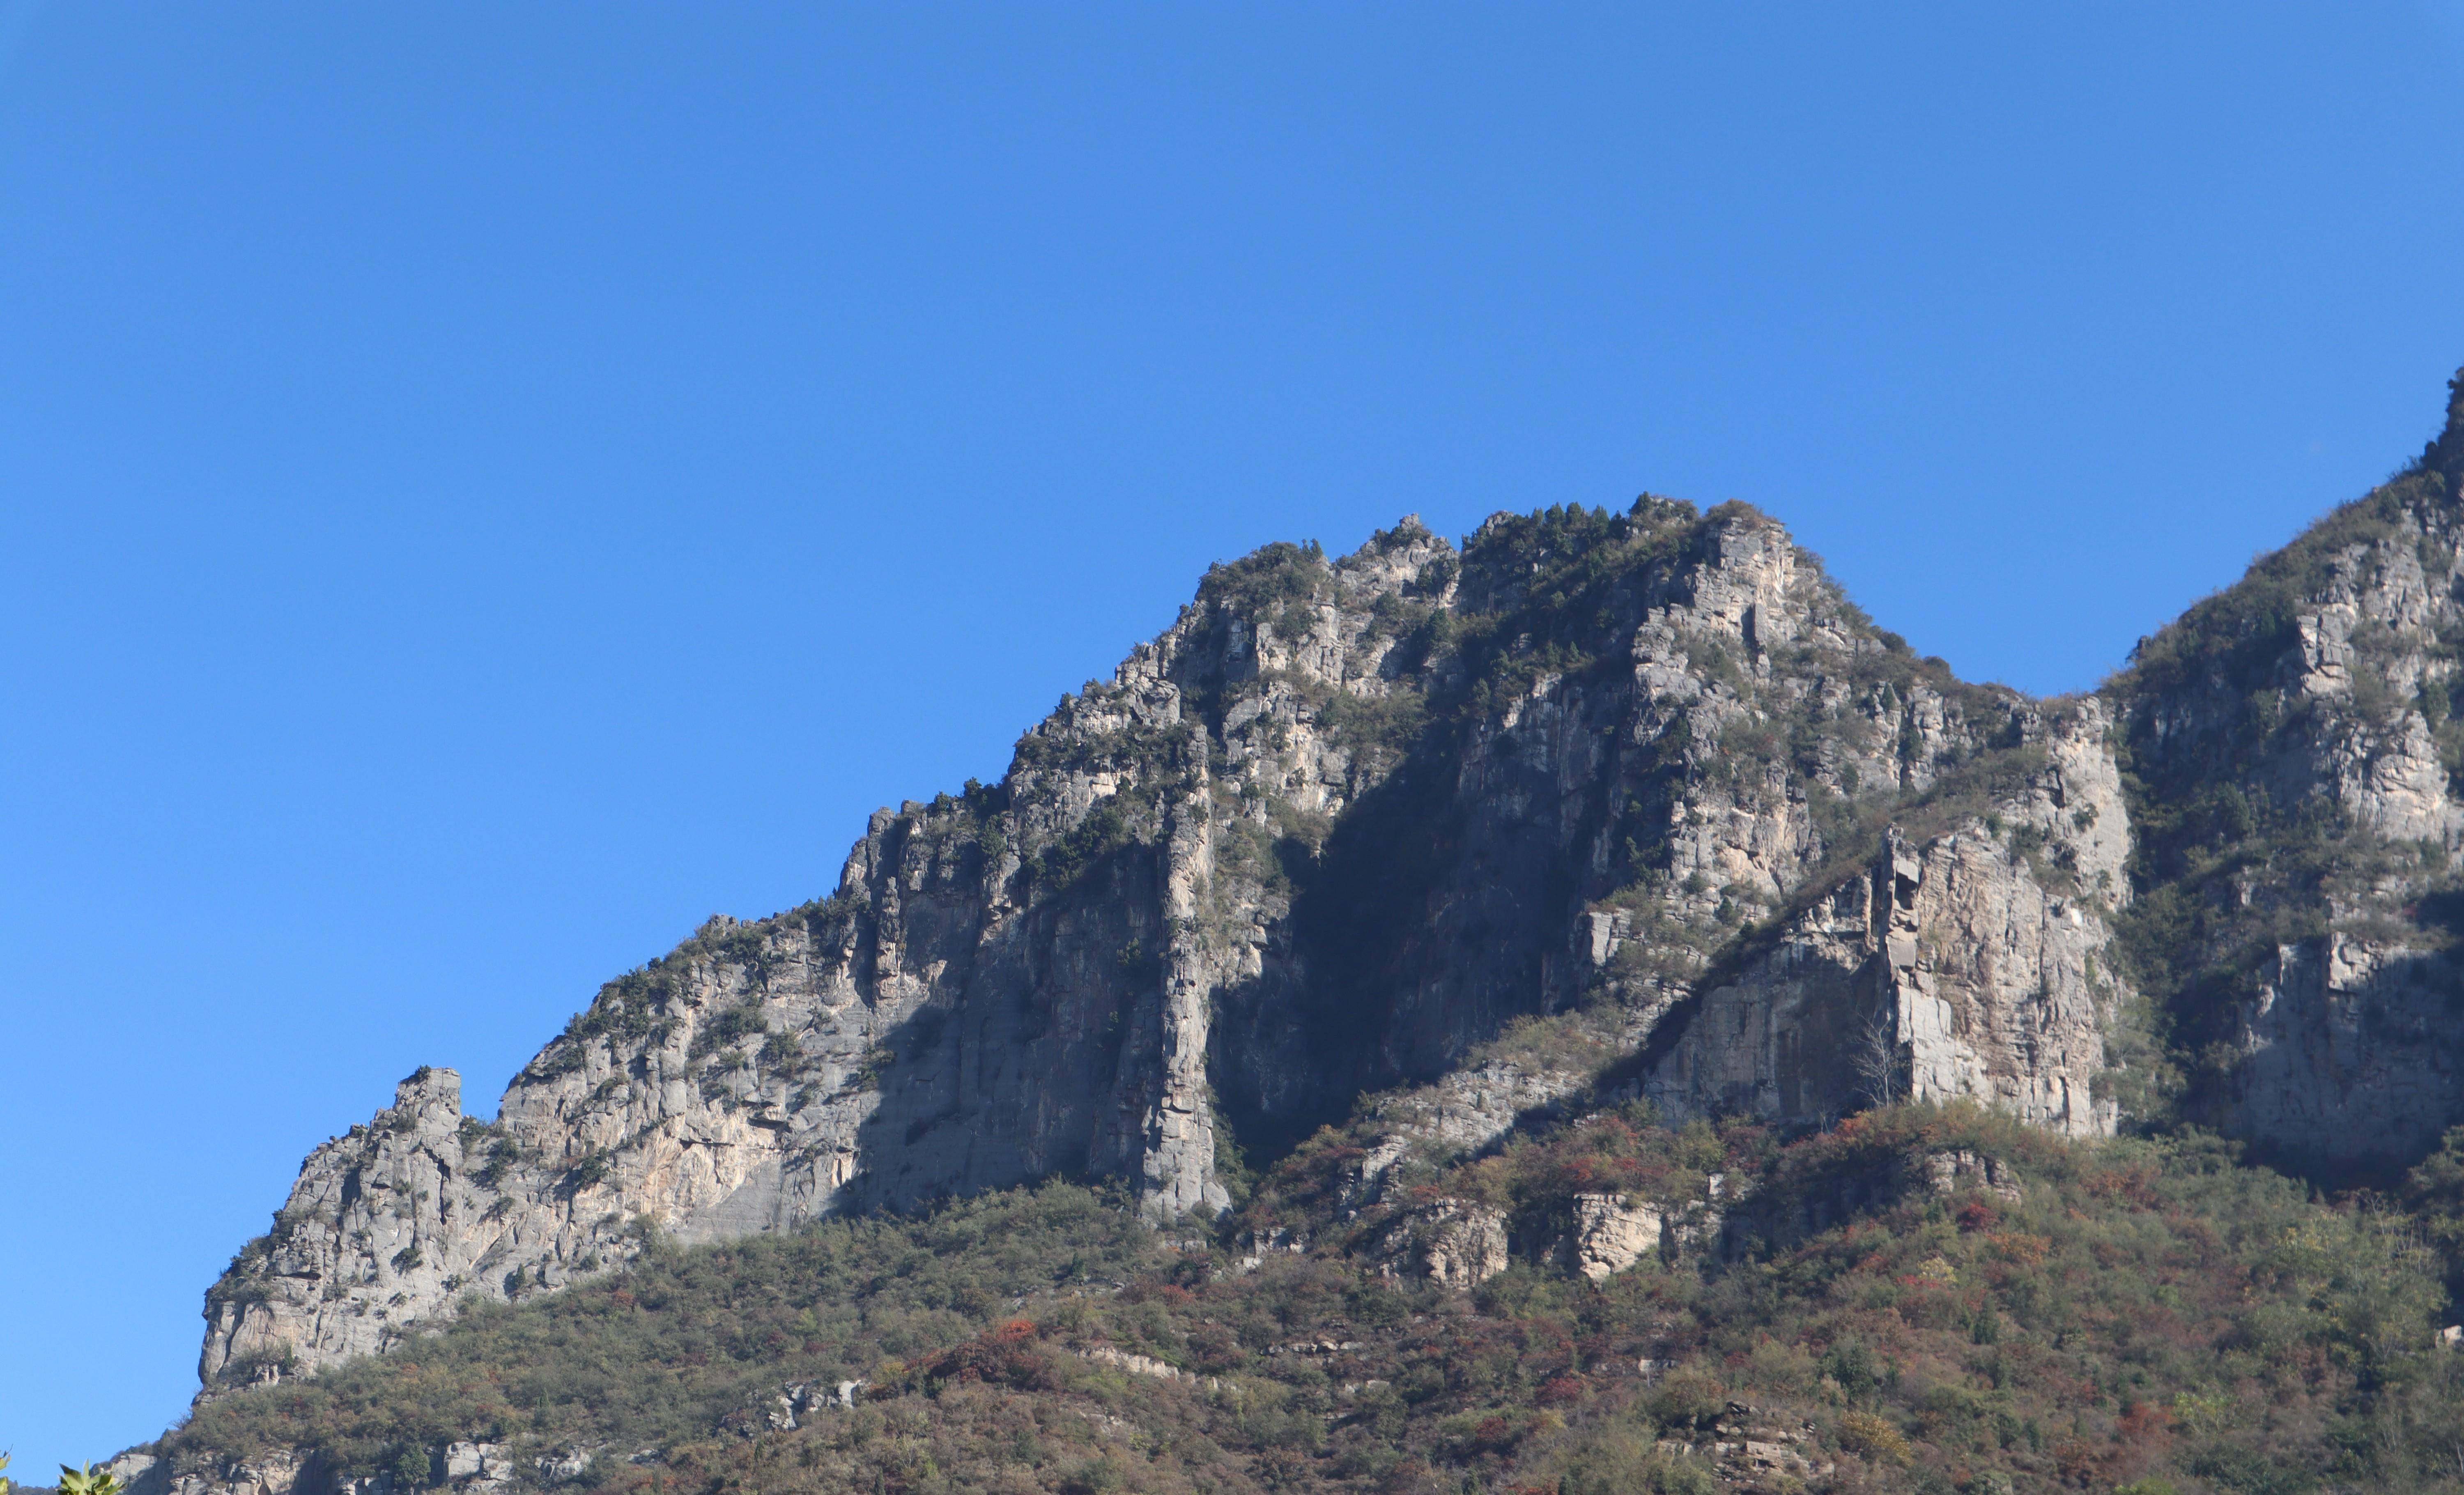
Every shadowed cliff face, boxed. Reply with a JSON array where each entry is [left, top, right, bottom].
[[196, 378, 2464, 1391]]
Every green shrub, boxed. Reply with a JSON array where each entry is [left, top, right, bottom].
[[687, 1002, 767, 1061]]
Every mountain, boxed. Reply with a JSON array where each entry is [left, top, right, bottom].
[[2108, 369, 2464, 1171], [135, 370, 2464, 1495]]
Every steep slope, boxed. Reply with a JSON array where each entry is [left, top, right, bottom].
[[143, 363, 2464, 1495], [2109, 370, 2464, 1175], [193, 368, 2464, 1400], [199, 500, 2142, 1392]]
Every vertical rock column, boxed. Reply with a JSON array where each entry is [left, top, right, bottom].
[[1878, 832, 1943, 1103], [1140, 731, 1231, 1218]]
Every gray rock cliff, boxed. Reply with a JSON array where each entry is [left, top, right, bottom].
[[2111, 372, 2464, 1172], [1646, 702, 2127, 1135], [201, 387, 2464, 1388]]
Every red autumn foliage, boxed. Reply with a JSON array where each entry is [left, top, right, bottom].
[[928, 1317, 1055, 1390]]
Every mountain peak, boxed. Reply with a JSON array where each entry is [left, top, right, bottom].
[[188, 368, 2464, 1402]]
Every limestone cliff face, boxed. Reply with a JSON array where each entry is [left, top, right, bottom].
[[201, 503, 1987, 1383], [2227, 933, 2464, 1165], [203, 1070, 485, 1384], [2110, 374, 2464, 1171], [1646, 703, 2128, 1135], [199, 501, 2153, 1387], [201, 385, 2464, 1390], [1312, 518, 2137, 1217], [204, 521, 1464, 1384]]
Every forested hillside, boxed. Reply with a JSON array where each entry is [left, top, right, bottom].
[[158, 1104, 2464, 1495]]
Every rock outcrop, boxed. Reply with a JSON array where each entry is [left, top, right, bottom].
[[1398, 1200, 1512, 1288], [1645, 701, 2128, 1134], [2224, 933, 2464, 1166], [199, 373, 2464, 1391], [2110, 372, 2464, 1170], [200, 500, 2124, 1386], [1568, 1192, 1663, 1279]]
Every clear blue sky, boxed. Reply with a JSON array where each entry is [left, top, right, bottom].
[[5, 2, 2463, 1470]]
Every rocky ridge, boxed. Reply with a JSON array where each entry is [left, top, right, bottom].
[[2109, 369, 2464, 1172], [199, 377, 2464, 1394], [195, 499, 2150, 1390]]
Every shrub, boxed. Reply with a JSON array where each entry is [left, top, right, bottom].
[[1835, 1410, 1911, 1463], [687, 1002, 767, 1061], [159, 1108, 2464, 1495]]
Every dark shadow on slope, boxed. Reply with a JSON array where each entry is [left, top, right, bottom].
[[1580, 904, 1837, 1112], [1231, 702, 1622, 1168], [842, 839, 1170, 1218], [2219, 934, 2464, 1191], [1289, 749, 1476, 1073]]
